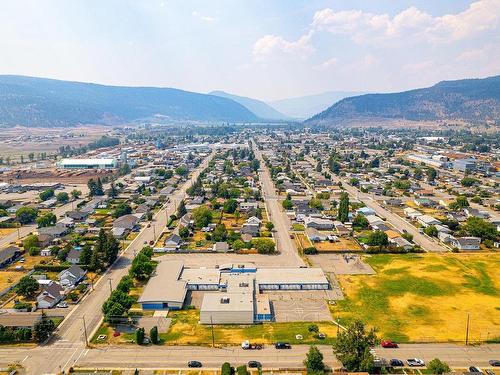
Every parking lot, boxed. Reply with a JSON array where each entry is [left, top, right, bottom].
[[308, 253, 375, 275]]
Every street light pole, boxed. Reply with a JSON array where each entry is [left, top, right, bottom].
[[108, 278, 112, 293], [82, 315, 89, 348], [465, 313, 470, 346]]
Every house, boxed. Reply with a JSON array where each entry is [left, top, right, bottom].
[[179, 213, 194, 228], [304, 216, 334, 230], [239, 201, 259, 212], [356, 207, 376, 216], [38, 224, 70, 237], [449, 236, 481, 250], [384, 198, 403, 206], [113, 214, 140, 231], [334, 221, 351, 236], [365, 215, 384, 227], [417, 215, 441, 227], [241, 217, 261, 236], [464, 208, 490, 219], [58, 265, 86, 288], [66, 210, 90, 221], [66, 248, 81, 264], [414, 198, 437, 207], [40, 248, 52, 257], [213, 242, 229, 252], [0, 313, 42, 329], [111, 227, 127, 238], [0, 246, 20, 268], [404, 207, 422, 220], [37, 281, 64, 309], [391, 236, 413, 250], [306, 227, 328, 242], [163, 234, 182, 251], [57, 217, 74, 228]]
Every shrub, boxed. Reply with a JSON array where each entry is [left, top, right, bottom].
[[304, 247, 318, 255]]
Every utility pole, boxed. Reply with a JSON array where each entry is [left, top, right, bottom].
[[108, 278, 112, 293], [82, 315, 89, 347], [465, 313, 470, 346], [210, 316, 215, 348]]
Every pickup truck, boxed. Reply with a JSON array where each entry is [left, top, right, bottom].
[[241, 340, 263, 350]]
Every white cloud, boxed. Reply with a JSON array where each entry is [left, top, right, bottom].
[[192, 10, 217, 23], [312, 0, 500, 44], [314, 57, 338, 70], [252, 31, 315, 61]]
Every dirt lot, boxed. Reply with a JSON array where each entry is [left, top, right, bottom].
[[308, 254, 375, 275], [314, 237, 362, 252]]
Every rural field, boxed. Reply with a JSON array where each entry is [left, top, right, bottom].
[[332, 253, 500, 343]]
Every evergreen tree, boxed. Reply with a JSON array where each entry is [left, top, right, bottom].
[[337, 192, 349, 223]]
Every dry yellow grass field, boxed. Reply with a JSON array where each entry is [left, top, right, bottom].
[[332, 253, 500, 343], [315, 237, 362, 252], [0, 228, 17, 239]]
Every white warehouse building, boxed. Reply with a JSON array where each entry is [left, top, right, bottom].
[[58, 158, 117, 170]]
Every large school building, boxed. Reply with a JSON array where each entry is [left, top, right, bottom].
[[137, 261, 330, 324]]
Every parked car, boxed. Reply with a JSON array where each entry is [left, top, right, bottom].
[[241, 340, 263, 350], [56, 302, 68, 308], [248, 361, 262, 368], [381, 340, 398, 348], [188, 361, 202, 368], [275, 342, 292, 349], [490, 360, 500, 367], [390, 359, 404, 367], [469, 366, 482, 373], [407, 358, 425, 366], [485, 370, 496, 375]]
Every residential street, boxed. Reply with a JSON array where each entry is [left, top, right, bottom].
[[0, 153, 213, 375]]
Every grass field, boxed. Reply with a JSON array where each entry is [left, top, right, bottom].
[[331, 253, 500, 343], [315, 237, 362, 252]]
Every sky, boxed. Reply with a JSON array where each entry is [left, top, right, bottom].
[[1, 0, 499, 101]]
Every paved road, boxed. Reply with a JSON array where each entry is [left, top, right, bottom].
[[6, 153, 213, 374], [252, 141, 304, 267], [375, 343, 500, 368]]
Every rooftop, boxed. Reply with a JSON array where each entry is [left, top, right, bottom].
[[138, 261, 187, 304]]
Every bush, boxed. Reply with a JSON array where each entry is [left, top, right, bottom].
[[221, 362, 233, 375], [150, 326, 159, 344], [236, 365, 249, 375], [304, 247, 318, 255]]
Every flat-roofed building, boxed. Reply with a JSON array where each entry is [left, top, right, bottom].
[[200, 292, 254, 324], [138, 260, 186, 310], [58, 158, 117, 170], [256, 268, 329, 290]]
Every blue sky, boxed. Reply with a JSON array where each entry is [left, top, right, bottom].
[[1, 0, 498, 100]]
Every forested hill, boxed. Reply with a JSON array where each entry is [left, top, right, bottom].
[[306, 75, 500, 125], [0, 75, 258, 127]]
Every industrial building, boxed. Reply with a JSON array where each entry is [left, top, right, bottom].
[[138, 261, 329, 324], [58, 158, 117, 169]]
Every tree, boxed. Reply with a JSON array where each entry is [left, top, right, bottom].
[[221, 362, 233, 375], [366, 230, 389, 246], [179, 226, 190, 239], [252, 238, 275, 254], [427, 358, 451, 374], [337, 192, 349, 223], [104, 232, 120, 265], [130, 253, 155, 280], [33, 313, 55, 342], [150, 326, 159, 344], [108, 182, 118, 198], [177, 200, 187, 217], [423, 225, 438, 237], [426, 167, 437, 182], [36, 212, 57, 228], [135, 327, 145, 345], [282, 199, 293, 210], [80, 244, 92, 266], [212, 224, 228, 242], [223, 198, 238, 214], [16, 276, 39, 298], [464, 217, 497, 240], [352, 214, 369, 229], [193, 206, 213, 228], [39, 189, 55, 201], [16, 206, 38, 224], [175, 166, 188, 176], [461, 177, 479, 187], [88, 178, 104, 196], [309, 198, 323, 210], [332, 320, 378, 372], [265, 222, 274, 231], [304, 346, 325, 373], [116, 275, 134, 293], [56, 192, 69, 204], [113, 203, 132, 218], [70, 189, 82, 199], [23, 234, 40, 255]]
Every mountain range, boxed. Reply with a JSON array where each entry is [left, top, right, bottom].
[[307, 75, 500, 125], [209, 90, 289, 121], [269, 91, 364, 120], [0, 75, 258, 127]]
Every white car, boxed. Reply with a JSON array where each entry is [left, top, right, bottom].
[[56, 302, 68, 308], [407, 358, 425, 366]]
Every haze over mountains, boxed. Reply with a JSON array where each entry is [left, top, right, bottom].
[[0, 74, 498, 127], [209, 90, 289, 121], [307, 75, 500, 125], [269, 91, 364, 120], [0, 75, 258, 127]]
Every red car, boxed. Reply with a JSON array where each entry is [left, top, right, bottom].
[[381, 340, 398, 348]]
